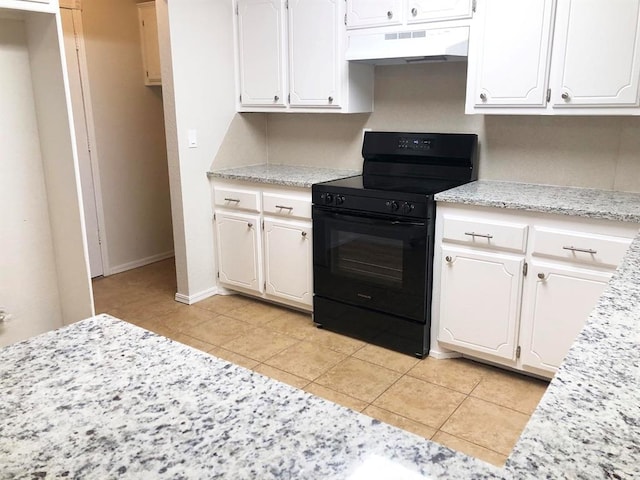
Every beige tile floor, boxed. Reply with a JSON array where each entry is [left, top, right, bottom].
[[93, 258, 549, 467]]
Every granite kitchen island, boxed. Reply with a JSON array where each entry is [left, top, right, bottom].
[[1, 180, 639, 479]]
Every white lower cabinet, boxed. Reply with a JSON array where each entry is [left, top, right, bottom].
[[215, 211, 263, 293], [439, 246, 523, 362], [264, 218, 312, 305], [434, 204, 637, 378], [519, 261, 611, 373], [213, 181, 313, 311]]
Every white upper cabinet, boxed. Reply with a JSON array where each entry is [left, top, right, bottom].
[[468, 0, 554, 108], [466, 0, 640, 115], [407, 0, 473, 24], [288, 0, 340, 108], [346, 0, 404, 28], [549, 0, 640, 108], [346, 0, 471, 28], [235, 0, 373, 112], [236, 0, 287, 107]]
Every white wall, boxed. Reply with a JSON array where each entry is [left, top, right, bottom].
[[0, 11, 94, 346], [219, 62, 640, 193], [0, 17, 63, 346], [81, 0, 174, 274], [159, 0, 237, 303]]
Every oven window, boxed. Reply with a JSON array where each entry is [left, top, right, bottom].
[[332, 231, 403, 288]]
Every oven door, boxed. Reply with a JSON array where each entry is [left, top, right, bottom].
[[313, 206, 430, 322]]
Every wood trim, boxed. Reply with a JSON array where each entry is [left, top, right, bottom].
[[59, 0, 81, 10]]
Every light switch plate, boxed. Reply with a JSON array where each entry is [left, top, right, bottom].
[[188, 129, 198, 148]]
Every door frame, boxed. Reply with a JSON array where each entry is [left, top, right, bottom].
[[61, 7, 110, 277]]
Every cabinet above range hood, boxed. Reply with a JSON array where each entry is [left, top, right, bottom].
[[345, 26, 469, 65]]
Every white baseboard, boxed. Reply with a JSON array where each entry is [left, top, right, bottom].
[[107, 250, 174, 276], [428, 349, 463, 360], [175, 286, 218, 305]]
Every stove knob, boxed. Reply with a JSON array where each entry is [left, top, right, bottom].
[[335, 195, 345, 205], [321, 193, 334, 204], [386, 200, 399, 212], [401, 202, 414, 214]]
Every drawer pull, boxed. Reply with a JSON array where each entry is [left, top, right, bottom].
[[464, 231, 494, 239], [247, 223, 253, 228], [275, 205, 293, 211], [563, 246, 597, 255], [537, 273, 546, 280], [224, 198, 241, 203], [301, 231, 307, 238], [445, 256, 452, 263]]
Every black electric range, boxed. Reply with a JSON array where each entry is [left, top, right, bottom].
[[311, 131, 478, 358]]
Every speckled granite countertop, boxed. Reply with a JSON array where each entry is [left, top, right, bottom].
[[0, 315, 498, 479], [207, 164, 360, 188], [435, 180, 640, 223]]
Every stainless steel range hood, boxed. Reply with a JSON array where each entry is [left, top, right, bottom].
[[346, 26, 469, 65]]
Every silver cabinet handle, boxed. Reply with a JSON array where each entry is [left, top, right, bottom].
[[538, 273, 546, 280], [224, 197, 241, 203], [445, 256, 452, 263], [301, 231, 307, 238], [561, 92, 570, 100], [563, 246, 597, 254], [328, 96, 333, 103], [274, 95, 279, 101], [480, 93, 487, 101], [247, 223, 253, 228], [275, 205, 293, 211], [387, 10, 393, 19], [464, 231, 493, 239], [411, 7, 417, 16]]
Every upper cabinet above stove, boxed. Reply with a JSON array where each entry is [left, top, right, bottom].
[[466, 0, 640, 115], [346, 0, 473, 29], [234, 0, 374, 113]]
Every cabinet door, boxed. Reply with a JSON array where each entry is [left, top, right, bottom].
[[438, 246, 524, 361], [215, 211, 263, 293], [137, 2, 161, 86], [520, 262, 611, 374], [289, 0, 341, 107], [470, 0, 554, 107], [237, 0, 287, 107], [550, 0, 640, 107], [346, 0, 403, 28], [263, 218, 313, 306], [407, 0, 472, 24]]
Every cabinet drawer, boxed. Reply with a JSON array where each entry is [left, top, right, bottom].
[[263, 193, 311, 219], [442, 215, 528, 253], [214, 187, 260, 212], [531, 227, 632, 269]]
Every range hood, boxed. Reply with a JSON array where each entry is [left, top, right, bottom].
[[346, 26, 469, 65]]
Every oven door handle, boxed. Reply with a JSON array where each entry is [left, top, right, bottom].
[[316, 209, 426, 227], [391, 220, 426, 227]]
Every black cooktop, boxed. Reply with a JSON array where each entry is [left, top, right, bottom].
[[315, 175, 463, 197], [312, 131, 478, 218]]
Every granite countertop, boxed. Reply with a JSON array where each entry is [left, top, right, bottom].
[[0, 315, 499, 479], [207, 164, 360, 188], [435, 180, 640, 223]]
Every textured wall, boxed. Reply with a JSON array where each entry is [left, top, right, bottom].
[[253, 62, 640, 192]]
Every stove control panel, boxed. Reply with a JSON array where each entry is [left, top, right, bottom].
[[320, 193, 346, 205], [314, 190, 430, 219], [397, 137, 432, 151]]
